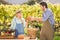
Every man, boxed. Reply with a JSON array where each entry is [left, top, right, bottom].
[[31, 2, 55, 40]]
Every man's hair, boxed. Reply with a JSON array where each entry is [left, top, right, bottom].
[[40, 2, 48, 8]]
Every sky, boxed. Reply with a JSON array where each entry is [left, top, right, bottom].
[[4, 0, 60, 4], [4, 0, 29, 4]]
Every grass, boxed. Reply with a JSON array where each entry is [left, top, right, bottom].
[[54, 36, 60, 40], [54, 32, 60, 40], [37, 36, 60, 40]]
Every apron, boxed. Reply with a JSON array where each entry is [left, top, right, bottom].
[[40, 19, 54, 40], [15, 22, 24, 37]]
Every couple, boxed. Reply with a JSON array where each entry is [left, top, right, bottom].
[[10, 2, 55, 40]]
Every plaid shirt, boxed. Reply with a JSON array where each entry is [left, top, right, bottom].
[[42, 9, 55, 26]]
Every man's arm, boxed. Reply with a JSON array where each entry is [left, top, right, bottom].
[[37, 17, 43, 22], [30, 17, 43, 22]]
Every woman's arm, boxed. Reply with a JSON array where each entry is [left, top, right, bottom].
[[10, 18, 16, 30], [22, 18, 26, 27]]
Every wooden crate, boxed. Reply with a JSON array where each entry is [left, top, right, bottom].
[[0, 36, 14, 39], [0, 36, 37, 40]]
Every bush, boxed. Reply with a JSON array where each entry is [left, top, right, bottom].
[[0, 3, 60, 33]]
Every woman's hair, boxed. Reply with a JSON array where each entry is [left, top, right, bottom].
[[16, 10, 21, 14], [40, 2, 48, 8]]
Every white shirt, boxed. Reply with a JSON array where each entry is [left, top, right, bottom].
[[10, 16, 26, 30]]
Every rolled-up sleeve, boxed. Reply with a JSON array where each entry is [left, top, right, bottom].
[[42, 11, 51, 21]]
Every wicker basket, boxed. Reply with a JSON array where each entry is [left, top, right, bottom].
[[27, 28, 38, 39]]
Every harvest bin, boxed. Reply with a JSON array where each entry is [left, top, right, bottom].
[[27, 28, 38, 39], [0, 30, 15, 39]]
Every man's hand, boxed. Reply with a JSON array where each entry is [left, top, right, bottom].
[[30, 17, 36, 21], [37, 17, 43, 22]]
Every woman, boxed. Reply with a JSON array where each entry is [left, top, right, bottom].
[[10, 11, 26, 38]]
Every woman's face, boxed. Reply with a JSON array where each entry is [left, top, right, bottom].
[[16, 13, 22, 18]]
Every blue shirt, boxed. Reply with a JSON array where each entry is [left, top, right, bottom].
[[42, 9, 55, 26]]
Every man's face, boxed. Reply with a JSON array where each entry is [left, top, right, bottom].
[[40, 5, 45, 11]]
